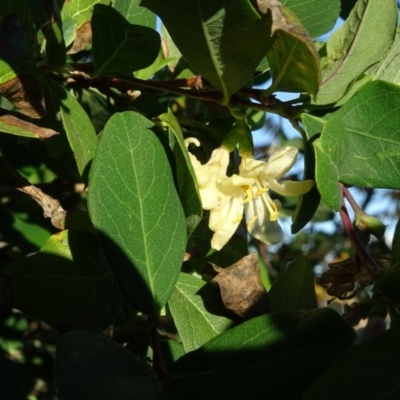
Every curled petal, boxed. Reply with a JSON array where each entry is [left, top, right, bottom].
[[268, 179, 314, 196], [262, 147, 298, 179]]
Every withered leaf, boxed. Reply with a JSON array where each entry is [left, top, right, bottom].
[[254, 0, 320, 95], [67, 21, 92, 55], [0, 112, 58, 138], [0, 15, 46, 118], [0, 75, 46, 119], [212, 253, 270, 319]]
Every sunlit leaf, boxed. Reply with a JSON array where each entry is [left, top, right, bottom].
[[172, 308, 356, 399], [169, 273, 232, 352], [314, 0, 397, 105], [88, 111, 186, 313], [314, 80, 400, 210]]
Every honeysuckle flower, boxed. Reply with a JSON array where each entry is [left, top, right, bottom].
[[186, 139, 314, 251]]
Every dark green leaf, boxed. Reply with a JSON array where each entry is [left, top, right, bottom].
[[55, 331, 164, 400], [88, 111, 186, 313], [314, 81, 400, 210], [142, 0, 273, 103], [305, 328, 400, 400], [57, 85, 97, 179], [3, 228, 125, 332], [159, 110, 202, 237], [373, 267, 400, 305], [291, 134, 320, 233], [269, 255, 317, 312], [113, 0, 156, 28], [391, 218, 400, 267], [172, 308, 356, 400], [314, 0, 397, 105], [169, 273, 232, 352], [92, 4, 160, 76]]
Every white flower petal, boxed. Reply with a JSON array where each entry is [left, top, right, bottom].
[[244, 191, 283, 244], [209, 193, 244, 250], [263, 147, 298, 178], [268, 179, 314, 197]]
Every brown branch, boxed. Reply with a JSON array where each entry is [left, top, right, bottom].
[[0, 158, 66, 229], [60, 63, 304, 118]]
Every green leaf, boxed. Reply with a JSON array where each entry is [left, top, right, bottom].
[[314, 0, 397, 105], [58, 0, 108, 29], [264, 4, 320, 95], [62, 17, 77, 47], [305, 328, 400, 400], [172, 308, 356, 399], [268, 255, 317, 312], [142, 0, 273, 104], [159, 110, 202, 237], [113, 0, 156, 28], [3, 228, 125, 332], [88, 111, 186, 313], [375, 29, 400, 86], [291, 128, 320, 233], [168, 273, 233, 353], [302, 113, 325, 140], [282, 0, 340, 39], [314, 80, 400, 210], [91, 4, 160, 76], [54, 84, 97, 179], [44, 3, 67, 68], [55, 331, 164, 400]]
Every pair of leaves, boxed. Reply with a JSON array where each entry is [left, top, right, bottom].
[[88, 111, 187, 314], [304, 80, 400, 210]]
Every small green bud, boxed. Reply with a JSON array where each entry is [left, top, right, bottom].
[[355, 214, 386, 240]]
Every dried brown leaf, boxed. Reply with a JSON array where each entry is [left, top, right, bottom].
[[0, 113, 58, 138], [67, 21, 92, 55], [0, 74, 46, 119], [212, 253, 269, 319]]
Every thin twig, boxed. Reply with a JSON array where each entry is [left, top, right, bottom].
[[0, 158, 66, 229]]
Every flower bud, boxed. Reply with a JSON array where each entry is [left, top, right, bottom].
[[355, 214, 386, 240]]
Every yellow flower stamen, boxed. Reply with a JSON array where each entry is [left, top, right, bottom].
[[232, 215, 243, 223], [243, 186, 253, 203], [255, 179, 279, 221]]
